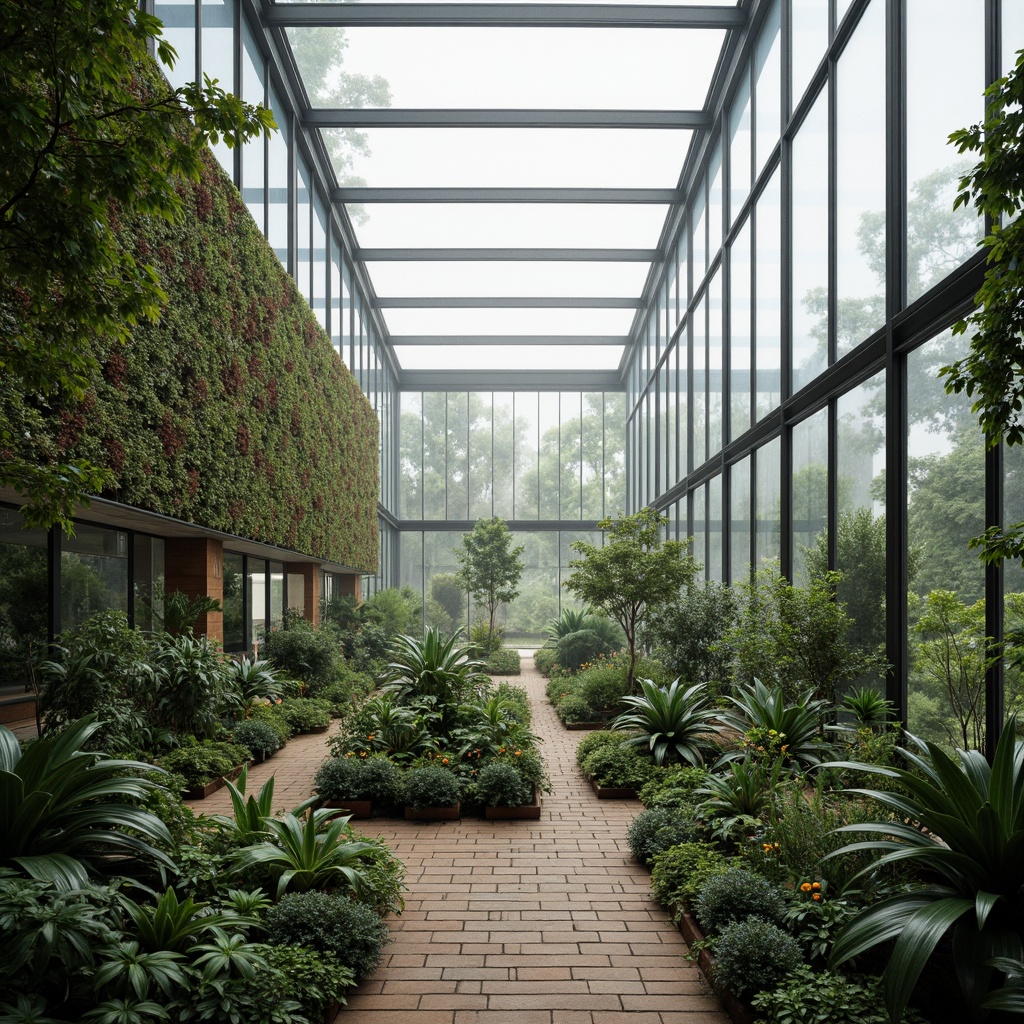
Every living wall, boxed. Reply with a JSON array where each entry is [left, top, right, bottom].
[[4, 142, 379, 569]]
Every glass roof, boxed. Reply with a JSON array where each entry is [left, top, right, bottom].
[[280, 5, 740, 373]]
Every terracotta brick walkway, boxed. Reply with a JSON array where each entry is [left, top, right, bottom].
[[188, 663, 730, 1024]]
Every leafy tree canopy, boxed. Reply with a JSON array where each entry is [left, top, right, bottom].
[[0, 0, 275, 532], [565, 507, 698, 693], [942, 48, 1024, 562], [455, 517, 525, 642]]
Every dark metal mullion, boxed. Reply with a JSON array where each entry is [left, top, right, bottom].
[[126, 532, 136, 630], [826, 0, 840, 576]]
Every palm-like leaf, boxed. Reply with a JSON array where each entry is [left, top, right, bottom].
[[826, 720, 1024, 1022], [0, 716, 172, 889], [610, 678, 719, 766]]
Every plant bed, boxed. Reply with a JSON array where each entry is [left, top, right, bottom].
[[185, 764, 246, 801], [564, 720, 611, 731], [676, 911, 757, 1024], [589, 777, 638, 800], [404, 802, 460, 821], [322, 798, 373, 819], [484, 788, 541, 820]]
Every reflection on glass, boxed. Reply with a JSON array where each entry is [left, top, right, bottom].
[[708, 143, 724, 266], [755, 436, 781, 565], [267, 81, 289, 267], [730, 75, 752, 220], [729, 219, 752, 441], [708, 271, 723, 458], [756, 166, 782, 418], [692, 484, 707, 576], [201, 0, 234, 174], [0, 508, 49, 683], [133, 536, 165, 634], [790, 0, 828, 112], [249, 558, 268, 649], [269, 561, 285, 630], [754, 0, 781, 176], [604, 393, 627, 516], [693, 296, 707, 469], [708, 475, 723, 582], [154, 2, 195, 85], [61, 524, 128, 631], [905, 0, 983, 306], [446, 392, 469, 519], [223, 551, 244, 651], [791, 91, 828, 392], [835, 0, 885, 355], [907, 331, 985, 749], [730, 456, 751, 584], [792, 409, 827, 585]]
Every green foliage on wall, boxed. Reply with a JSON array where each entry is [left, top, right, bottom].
[[5, 148, 379, 570]]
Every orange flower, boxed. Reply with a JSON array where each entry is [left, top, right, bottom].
[[811, 881, 821, 891], [812, 893, 822, 901], [442, 757, 450, 765], [799, 882, 812, 893], [514, 750, 522, 756]]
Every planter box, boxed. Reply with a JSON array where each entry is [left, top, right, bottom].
[[485, 788, 542, 820], [185, 764, 246, 801], [322, 798, 373, 819], [308, 724, 330, 734], [564, 721, 611, 731], [404, 802, 460, 821], [676, 911, 758, 1024], [589, 776, 638, 800]]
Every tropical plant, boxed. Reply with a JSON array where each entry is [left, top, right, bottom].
[[696, 756, 782, 842], [232, 809, 378, 900], [119, 887, 250, 954], [260, 613, 346, 692], [649, 842, 733, 913], [611, 678, 719, 767], [160, 590, 222, 636], [151, 633, 231, 738], [826, 719, 1024, 1021], [211, 766, 316, 846], [227, 658, 287, 705], [580, 743, 658, 791], [260, 944, 356, 1020], [334, 694, 436, 762], [544, 606, 593, 645], [0, 716, 172, 888], [841, 686, 896, 731], [718, 677, 831, 770], [555, 619, 623, 673], [157, 740, 251, 792]]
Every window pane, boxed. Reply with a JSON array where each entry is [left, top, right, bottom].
[[729, 74, 752, 220], [469, 392, 493, 520], [446, 392, 469, 519], [730, 456, 751, 584], [61, 525, 128, 631], [708, 270, 723, 458], [756, 166, 782, 418], [515, 392, 539, 521], [755, 436, 781, 565], [754, 0, 782, 176], [708, 474, 723, 582], [791, 0, 828, 112], [223, 551, 244, 651], [792, 408, 828, 585], [0, 508, 48, 684], [730, 219, 752, 441]]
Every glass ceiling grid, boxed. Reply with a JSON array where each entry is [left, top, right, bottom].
[[270, 1, 743, 376]]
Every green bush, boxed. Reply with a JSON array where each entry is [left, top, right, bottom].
[[650, 842, 733, 912], [158, 739, 251, 790], [493, 682, 531, 725], [314, 754, 403, 804], [557, 694, 600, 725], [277, 697, 332, 733], [711, 917, 803, 1001], [694, 868, 786, 935], [638, 765, 710, 808], [403, 763, 461, 808], [265, 891, 391, 982], [260, 944, 356, 1020], [574, 729, 627, 769], [751, 965, 928, 1024], [578, 667, 630, 718], [320, 670, 376, 717], [475, 760, 533, 807], [231, 719, 280, 760], [261, 615, 344, 691], [534, 647, 559, 676], [580, 743, 657, 790], [244, 702, 292, 746], [626, 806, 703, 865], [485, 648, 522, 675]]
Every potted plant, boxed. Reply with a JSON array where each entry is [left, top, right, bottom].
[[402, 762, 461, 820], [314, 754, 403, 818], [476, 760, 541, 820]]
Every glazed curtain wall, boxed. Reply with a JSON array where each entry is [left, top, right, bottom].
[[397, 391, 625, 640], [627, 0, 1024, 749]]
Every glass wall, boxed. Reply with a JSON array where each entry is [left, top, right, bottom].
[[61, 524, 129, 632], [0, 507, 48, 684]]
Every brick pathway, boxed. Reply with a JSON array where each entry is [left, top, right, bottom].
[[187, 662, 730, 1024]]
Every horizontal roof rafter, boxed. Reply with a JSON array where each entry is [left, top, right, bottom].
[[358, 247, 660, 261], [335, 187, 681, 203], [306, 108, 709, 129], [398, 369, 625, 389], [264, 3, 746, 29], [375, 296, 642, 308], [391, 335, 626, 345]]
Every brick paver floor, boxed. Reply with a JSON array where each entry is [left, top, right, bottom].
[[188, 660, 730, 1024]]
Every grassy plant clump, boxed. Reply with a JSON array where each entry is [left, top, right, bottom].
[[266, 891, 391, 982], [711, 917, 802, 1001], [626, 806, 704, 865], [694, 867, 786, 934]]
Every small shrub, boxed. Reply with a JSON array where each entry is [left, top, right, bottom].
[[485, 649, 521, 675], [321, 671, 376, 716], [260, 944, 357, 1020], [244, 701, 293, 745], [650, 842, 733, 912], [266, 891, 391, 982], [751, 965, 928, 1024], [575, 729, 627, 769], [627, 806, 704, 865], [232, 719, 280, 760], [694, 868, 786, 935], [557, 694, 600, 725], [534, 647, 559, 676], [403, 763, 461, 808], [158, 740, 251, 790], [493, 682, 531, 724], [580, 744, 657, 790], [277, 696, 332, 732], [315, 754, 404, 805], [638, 765, 710, 808], [476, 760, 533, 807], [711, 917, 802, 1001], [578, 669, 629, 719], [261, 614, 344, 691]]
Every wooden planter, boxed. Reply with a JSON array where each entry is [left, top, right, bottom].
[[322, 798, 373, 819], [589, 776, 638, 800], [484, 788, 542, 820], [675, 911, 758, 1024], [564, 721, 611, 731], [185, 764, 246, 801], [404, 802, 461, 821]]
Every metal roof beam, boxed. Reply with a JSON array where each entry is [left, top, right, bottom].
[[358, 247, 659, 261], [375, 296, 642, 308], [391, 335, 627, 345], [398, 369, 625, 390], [305, 108, 709, 129], [264, 3, 746, 29], [334, 187, 681, 203]]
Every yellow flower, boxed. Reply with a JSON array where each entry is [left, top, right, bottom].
[[514, 750, 522, 756], [800, 882, 812, 893], [811, 881, 821, 891]]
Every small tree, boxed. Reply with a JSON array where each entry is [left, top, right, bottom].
[[564, 508, 698, 693], [454, 518, 525, 645]]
